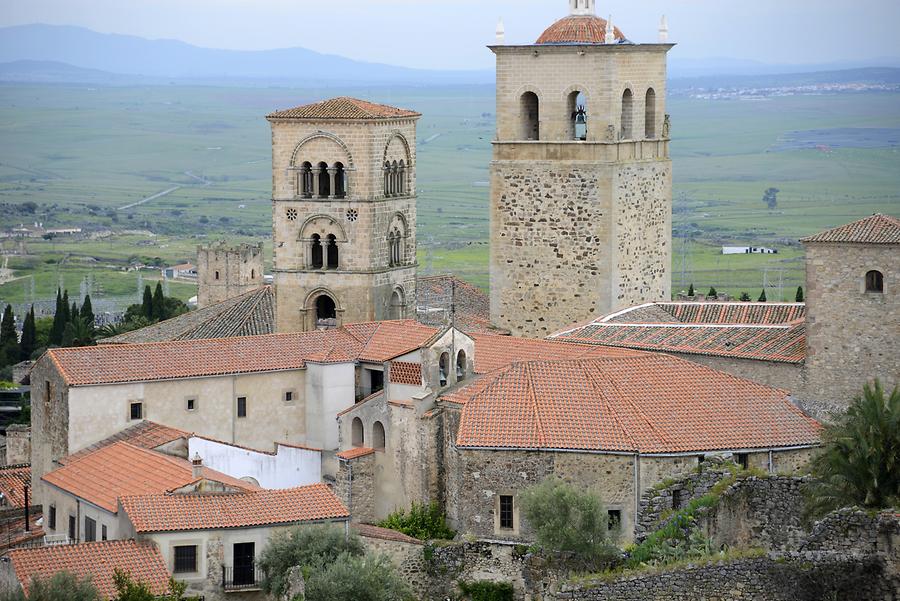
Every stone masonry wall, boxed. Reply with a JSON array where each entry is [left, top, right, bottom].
[[4, 425, 30, 467], [335, 453, 377, 524], [27, 355, 69, 506]]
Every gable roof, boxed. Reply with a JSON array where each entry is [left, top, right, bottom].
[[452, 355, 821, 454], [120, 484, 349, 533], [59, 420, 188, 465], [9, 541, 170, 600], [549, 302, 807, 364], [47, 320, 440, 386], [801, 213, 900, 244], [472, 333, 644, 375], [267, 97, 420, 121], [100, 286, 274, 345], [0, 465, 30, 508], [43, 441, 256, 513], [416, 275, 503, 334]]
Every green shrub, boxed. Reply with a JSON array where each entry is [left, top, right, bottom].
[[304, 552, 412, 601], [458, 580, 514, 601], [5, 571, 99, 601], [377, 502, 456, 541]]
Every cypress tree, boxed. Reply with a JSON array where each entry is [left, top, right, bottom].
[[70, 301, 78, 324], [688, 283, 695, 297], [758, 289, 767, 302], [49, 288, 66, 345], [19, 306, 36, 361], [795, 286, 804, 303], [61, 290, 71, 324], [707, 287, 718, 298], [80, 294, 95, 328], [142, 285, 153, 320], [0, 305, 15, 346], [152, 282, 165, 321]]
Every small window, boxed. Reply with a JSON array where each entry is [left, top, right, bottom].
[[173, 545, 198, 573], [735, 453, 749, 470], [48, 506, 56, 530], [369, 369, 384, 394], [237, 396, 247, 418], [84, 517, 96, 542], [866, 270, 884, 293], [44, 380, 51, 404], [215, 270, 220, 280], [101, 524, 107, 541], [129, 402, 143, 421], [186, 398, 196, 412], [607, 509, 622, 531], [499, 495, 514, 530], [284, 390, 294, 403], [68, 515, 76, 541], [672, 489, 683, 510]]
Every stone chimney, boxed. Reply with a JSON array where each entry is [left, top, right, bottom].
[[191, 453, 203, 479]]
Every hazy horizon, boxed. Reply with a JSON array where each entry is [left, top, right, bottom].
[[3, 0, 900, 71]]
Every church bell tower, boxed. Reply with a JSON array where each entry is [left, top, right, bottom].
[[489, 3, 674, 337], [267, 97, 420, 332]]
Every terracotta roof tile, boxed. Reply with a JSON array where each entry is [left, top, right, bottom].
[[472, 333, 644, 375], [390, 361, 422, 385], [337, 447, 375, 460], [43, 442, 256, 513], [550, 303, 807, 364], [268, 97, 420, 121], [120, 484, 349, 533], [100, 286, 275, 345], [0, 465, 30, 508], [60, 420, 188, 465], [348, 320, 440, 363], [353, 523, 424, 545], [453, 355, 821, 454], [416, 275, 504, 334], [9, 540, 170, 600], [0, 513, 43, 554], [536, 15, 625, 45], [800, 213, 900, 244]]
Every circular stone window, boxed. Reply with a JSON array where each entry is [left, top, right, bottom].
[[286, 207, 298, 221], [346, 209, 358, 222]]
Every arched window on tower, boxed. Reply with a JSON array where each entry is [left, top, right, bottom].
[[398, 160, 406, 195], [389, 288, 404, 320], [389, 227, 404, 267], [456, 349, 467, 381], [326, 234, 338, 270], [316, 294, 337, 328], [299, 162, 313, 198], [317, 161, 330, 198], [310, 234, 323, 269], [621, 89, 634, 140], [391, 161, 399, 196], [866, 270, 884, 293], [568, 91, 587, 140], [383, 161, 391, 197], [334, 162, 346, 199], [439, 352, 450, 387], [351, 417, 364, 447], [520, 92, 540, 140], [645, 88, 657, 138]]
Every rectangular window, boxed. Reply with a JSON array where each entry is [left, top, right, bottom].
[[68, 515, 76, 541], [173, 545, 198, 573], [735, 453, 749, 470], [48, 506, 56, 530], [237, 396, 247, 418], [672, 489, 683, 510], [369, 369, 384, 394], [102, 525, 107, 541], [44, 380, 51, 404], [284, 390, 293, 403], [186, 398, 196, 412], [499, 495, 514, 530], [129, 402, 143, 421], [607, 510, 622, 531], [84, 517, 96, 542]]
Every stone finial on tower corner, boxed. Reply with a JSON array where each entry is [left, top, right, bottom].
[[659, 15, 669, 43], [495, 18, 506, 45], [605, 15, 616, 44]]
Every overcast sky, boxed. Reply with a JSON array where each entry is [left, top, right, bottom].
[[3, 0, 899, 70]]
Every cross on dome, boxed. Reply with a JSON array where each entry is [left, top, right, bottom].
[[570, 0, 596, 16]]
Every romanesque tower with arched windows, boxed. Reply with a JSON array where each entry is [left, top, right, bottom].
[[267, 97, 419, 332], [490, 1, 674, 337]]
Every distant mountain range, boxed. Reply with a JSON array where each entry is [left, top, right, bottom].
[[0, 24, 898, 87]]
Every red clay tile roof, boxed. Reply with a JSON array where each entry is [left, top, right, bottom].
[[9, 540, 170, 599], [60, 420, 188, 465], [353, 523, 424, 545], [0, 513, 43, 554], [337, 447, 375, 461], [268, 97, 420, 120], [390, 361, 422, 385], [43, 442, 257, 513], [453, 355, 821, 454], [472, 333, 644, 375], [120, 484, 349, 533], [536, 15, 625, 45], [416, 275, 504, 334], [550, 303, 807, 364], [800, 213, 900, 244], [0, 465, 30, 508], [48, 321, 440, 386]]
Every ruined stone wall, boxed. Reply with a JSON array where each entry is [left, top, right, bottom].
[[4, 425, 30, 467], [802, 242, 900, 413], [197, 242, 264, 308], [28, 356, 69, 505], [335, 453, 376, 524]]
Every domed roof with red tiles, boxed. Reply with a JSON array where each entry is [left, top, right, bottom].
[[536, 15, 625, 45]]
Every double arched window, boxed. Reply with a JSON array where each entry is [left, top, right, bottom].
[[309, 233, 338, 270], [298, 161, 347, 199], [388, 228, 404, 267], [383, 161, 407, 197]]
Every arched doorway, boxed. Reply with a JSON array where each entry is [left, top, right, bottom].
[[315, 294, 337, 329]]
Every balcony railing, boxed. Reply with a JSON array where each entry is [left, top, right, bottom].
[[222, 564, 264, 592]]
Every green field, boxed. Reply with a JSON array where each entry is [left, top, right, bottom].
[[0, 83, 898, 310]]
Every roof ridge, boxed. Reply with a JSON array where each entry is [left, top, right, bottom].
[[579, 361, 639, 452], [523, 363, 547, 448]]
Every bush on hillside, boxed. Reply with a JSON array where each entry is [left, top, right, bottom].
[[377, 502, 456, 541]]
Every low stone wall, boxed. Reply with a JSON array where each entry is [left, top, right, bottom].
[[551, 555, 890, 601]]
